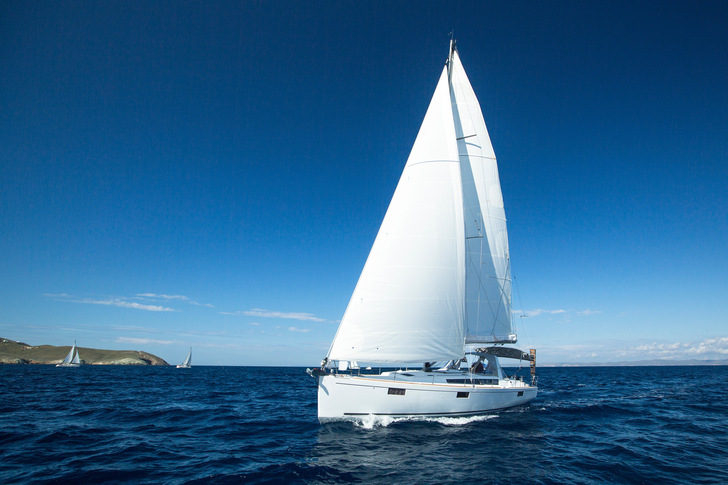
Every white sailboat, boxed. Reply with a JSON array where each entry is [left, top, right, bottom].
[[177, 348, 192, 368], [56, 341, 81, 367], [308, 41, 538, 421]]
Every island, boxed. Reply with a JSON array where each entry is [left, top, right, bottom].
[[0, 338, 169, 365]]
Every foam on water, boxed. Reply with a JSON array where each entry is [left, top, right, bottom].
[[353, 412, 498, 429]]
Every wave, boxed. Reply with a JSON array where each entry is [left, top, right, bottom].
[[348, 412, 499, 429], [2, 365, 727, 484]]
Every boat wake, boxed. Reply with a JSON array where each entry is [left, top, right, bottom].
[[353, 413, 499, 429]]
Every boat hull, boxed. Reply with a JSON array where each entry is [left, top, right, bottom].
[[317, 372, 537, 421]]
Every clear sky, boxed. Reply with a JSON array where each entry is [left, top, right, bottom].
[[1, 1, 726, 366]]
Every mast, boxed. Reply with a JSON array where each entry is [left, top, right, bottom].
[[447, 37, 457, 82]]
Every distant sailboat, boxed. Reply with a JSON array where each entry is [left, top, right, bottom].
[[56, 341, 81, 367], [308, 40, 537, 420], [177, 348, 192, 368]]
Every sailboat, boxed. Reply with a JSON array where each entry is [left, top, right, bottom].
[[177, 348, 192, 368], [56, 341, 81, 367], [308, 41, 538, 421]]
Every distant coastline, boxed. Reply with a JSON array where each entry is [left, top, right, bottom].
[[0, 338, 168, 365]]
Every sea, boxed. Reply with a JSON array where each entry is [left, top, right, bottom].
[[1, 365, 727, 484]]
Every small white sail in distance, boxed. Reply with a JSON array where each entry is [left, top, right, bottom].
[[177, 348, 192, 368], [56, 341, 81, 367]]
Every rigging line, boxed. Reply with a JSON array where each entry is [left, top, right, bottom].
[[457, 157, 483, 235], [512, 272, 531, 347], [473, 229, 509, 332], [469, 245, 504, 336], [464, 193, 500, 336], [465, 220, 508, 338], [447, 37, 456, 81], [477, 165, 510, 333], [474, 251, 510, 326], [466, 240, 493, 336]]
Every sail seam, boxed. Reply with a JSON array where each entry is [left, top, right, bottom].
[[406, 159, 459, 168]]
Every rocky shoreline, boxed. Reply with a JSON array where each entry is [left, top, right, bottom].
[[0, 338, 169, 365]]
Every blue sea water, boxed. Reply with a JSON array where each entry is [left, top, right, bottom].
[[1, 365, 727, 484]]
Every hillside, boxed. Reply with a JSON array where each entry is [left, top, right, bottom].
[[0, 338, 169, 365]]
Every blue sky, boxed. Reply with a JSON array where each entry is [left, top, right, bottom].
[[1, 1, 726, 366]]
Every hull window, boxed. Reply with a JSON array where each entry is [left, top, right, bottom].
[[456, 392, 469, 398], [388, 388, 406, 396]]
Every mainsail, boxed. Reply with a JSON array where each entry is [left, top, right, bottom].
[[60, 345, 75, 365], [70, 346, 81, 365], [328, 43, 515, 365]]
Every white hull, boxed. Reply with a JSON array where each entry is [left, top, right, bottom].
[[176, 364, 191, 368], [317, 370, 537, 421], [56, 363, 80, 367]]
